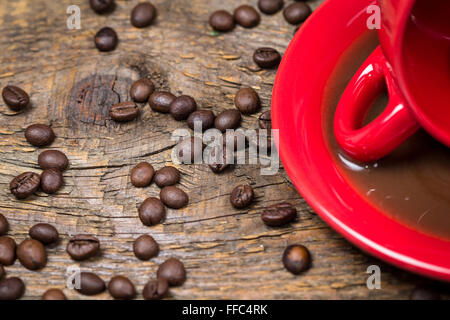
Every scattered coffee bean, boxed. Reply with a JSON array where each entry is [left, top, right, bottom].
[[0, 265, 4, 280], [40, 169, 63, 194], [0, 277, 25, 300], [24, 124, 55, 147], [187, 110, 215, 131], [258, 110, 271, 129], [253, 47, 281, 69], [209, 10, 235, 32], [130, 78, 155, 103], [2, 85, 29, 111], [10, 172, 40, 199], [157, 258, 186, 286], [108, 275, 136, 300], [42, 288, 66, 300], [234, 88, 260, 114], [230, 184, 254, 209], [143, 278, 169, 300], [38, 150, 69, 171], [170, 95, 197, 121], [94, 27, 118, 52], [131, 2, 157, 28], [410, 286, 441, 300], [283, 2, 311, 25], [130, 162, 154, 187], [66, 234, 100, 261], [133, 234, 159, 260], [0, 214, 8, 236], [208, 144, 231, 173], [138, 197, 166, 226], [174, 136, 205, 164], [29, 223, 59, 245], [160, 186, 189, 209], [0, 236, 16, 266], [258, 0, 284, 14], [17, 239, 47, 270], [282, 244, 311, 274], [234, 5, 260, 28], [110, 102, 139, 122], [149, 91, 176, 113], [261, 203, 297, 226], [76, 272, 106, 296], [154, 166, 180, 188], [214, 109, 242, 132], [90, 0, 115, 14]]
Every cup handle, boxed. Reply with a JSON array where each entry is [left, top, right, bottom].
[[334, 46, 420, 162]]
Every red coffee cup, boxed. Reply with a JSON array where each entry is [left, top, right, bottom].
[[334, 0, 450, 162]]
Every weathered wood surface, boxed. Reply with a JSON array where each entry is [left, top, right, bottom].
[[0, 0, 448, 300]]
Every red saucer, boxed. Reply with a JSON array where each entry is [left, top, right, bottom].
[[272, 0, 450, 281]]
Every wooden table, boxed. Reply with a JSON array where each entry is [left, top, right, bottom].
[[0, 0, 447, 300]]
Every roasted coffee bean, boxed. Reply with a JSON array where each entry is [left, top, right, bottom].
[[410, 286, 441, 300], [143, 278, 169, 300], [208, 144, 231, 173], [282, 244, 311, 274], [2, 85, 29, 111], [0, 277, 25, 300], [38, 150, 69, 171], [0, 265, 4, 280], [283, 2, 311, 25], [261, 203, 297, 226], [42, 288, 66, 300], [258, 0, 284, 14], [130, 162, 154, 187], [110, 102, 139, 122], [25, 124, 55, 147], [253, 47, 281, 69], [66, 234, 100, 261], [157, 258, 186, 286], [108, 276, 136, 300], [160, 186, 189, 209], [0, 214, 8, 236], [169, 95, 197, 121], [230, 184, 254, 209], [0, 237, 16, 266], [154, 166, 180, 188], [131, 2, 157, 28], [187, 110, 215, 131], [209, 10, 235, 32], [40, 169, 63, 194], [29, 223, 59, 245], [10, 172, 40, 199], [149, 91, 176, 113], [138, 197, 166, 226], [133, 234, 159, 260], [130, 78, 155, 103], [174, 136, 205, 164], [90, 0, 115, 14], [76, 272, 106, 296], [258, 110, 271, 129], [17, 239, 47, 270], [249, 128, 273, 152], [94, 27, 118, 52], [234, 88, 260, 114], [214, 110, 242, 132], [234, 5, 260, 28]]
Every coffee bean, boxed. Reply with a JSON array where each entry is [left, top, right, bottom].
[[174, 136, 205, 164], [24, 124, 55, 147], [40, 169, 63, 194], [66, 234, 100, 261], [214, 110, 242, 132], [258, 0, 284, 14], [76, 272, 105, 296], [410, 286, 441, 300], [94, 27, 118, 52], [133, 234, 159, 260], [130, 162, 154, 187], [234, 88, 260, 114], [17, 239, 47, 270], [187, 110, 215, 131], [258, 110, 271, 129], [110, 102, 139, 122], [230, 184, 254, 209], [157, 258, 186, 286], [208, 144, 232, 173], [108, 276, 136, 300], [90, 0, 115, 14], [2, 85, 29, 111], [160, 186, 189, 209], [261, 203, 297, 226], [131, 2, 157, 28], [0, 237, 16, 266], [253, 47, 281, 69], [29, 223, 59, 245], [149, 91, 176, 113], [283, 2, 311, 25], [234, 5, 260, 28], [138, 197, 166, 226], [0, 265, 4, 280], [0, 277, 25, 300], [10, 172, 40, 199], [143, 278, 169, 300], [282, 244, 311, 274], [38, 150, 69, 171], [130, 78, 155, 103], [42, 288, 66, 300], [170, 95, 197, 121], [209, 10, 235, 32], [154, 166, 180, 188], [0, 214, 9, 236]]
